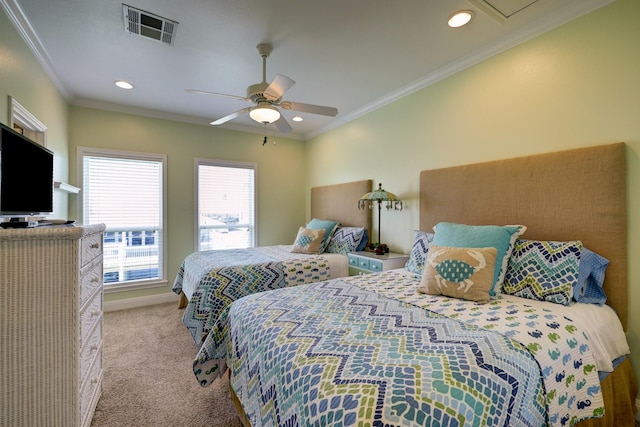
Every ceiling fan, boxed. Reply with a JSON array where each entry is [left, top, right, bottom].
[[186, 44, 338, 133]]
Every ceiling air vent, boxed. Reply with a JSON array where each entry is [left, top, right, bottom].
[[122, 4, 178, 45], [468, 0, 541, 22]]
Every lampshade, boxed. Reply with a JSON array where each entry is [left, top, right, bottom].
[[358, 183, 402, 205], [358, 183, 403, 248], [249, 105, 281, 124]]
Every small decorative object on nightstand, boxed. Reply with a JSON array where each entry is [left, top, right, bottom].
[[348, 251, 409, 275]]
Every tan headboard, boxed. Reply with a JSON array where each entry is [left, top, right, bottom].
[[420, 143, 628, 330], [311, 180, 372, 236]]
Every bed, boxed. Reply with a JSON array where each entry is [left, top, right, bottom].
[[173, 179, 372, 346], [218, 143, 637, 426]]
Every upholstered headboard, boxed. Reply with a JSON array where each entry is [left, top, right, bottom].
[[310, 180, 372, 237], [419, 143, 628, 330]]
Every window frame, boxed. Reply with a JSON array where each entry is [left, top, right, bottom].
[[77, 146, 168, 292], [194, 158, 258, 252]]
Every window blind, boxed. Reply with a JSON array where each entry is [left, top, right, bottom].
[[197, 160, 256, 250]]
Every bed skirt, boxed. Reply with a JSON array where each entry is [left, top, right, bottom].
[[229, 357, 637, 427]]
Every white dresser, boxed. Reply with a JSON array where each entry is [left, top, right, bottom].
[[0, 223, 106, 427]]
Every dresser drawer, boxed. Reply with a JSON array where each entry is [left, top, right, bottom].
[[348, 254, 371, 270], [80, 295, 102, 347], [80, 322, 101, 383], [347, 254, 360, 268], [80, 259, 103, 307], [80, 352, 102, 427], [369, 259, 383, 272], [81, 232, 103, 267]]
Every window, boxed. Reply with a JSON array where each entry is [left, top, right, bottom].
[[78, 147, 167, 291], [196, 159, 256, 251]]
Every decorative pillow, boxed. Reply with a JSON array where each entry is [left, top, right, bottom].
[[502, 239, 581, 306], [417, 245, 497, 303], [306, 218, 340, 253], [356, 229, 369, 251], [574, 247, 609, 305], [432, 222, 526, 296], [291, 227, 326, 254], [325, 227, 366, 254], [404, 230, 434, 277]]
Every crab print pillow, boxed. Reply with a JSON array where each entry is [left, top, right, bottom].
[[417, 245, 497, 303]]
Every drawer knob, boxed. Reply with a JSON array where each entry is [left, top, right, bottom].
[[90, 243, 100, 249], [90, 344, 98, 351]]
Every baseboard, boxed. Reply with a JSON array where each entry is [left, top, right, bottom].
[[104, 292, 179, 312]]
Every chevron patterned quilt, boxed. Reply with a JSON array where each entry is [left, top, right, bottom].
[[221, 270, 604, 427], [173, 246, 333, 345]]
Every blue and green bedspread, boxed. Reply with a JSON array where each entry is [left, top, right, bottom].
[[172, 246, 333, 345], [213, 269, 603, 426]]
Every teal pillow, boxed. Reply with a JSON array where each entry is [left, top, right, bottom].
[[432, 222, 527, 296], [306, 218, 340, 253]]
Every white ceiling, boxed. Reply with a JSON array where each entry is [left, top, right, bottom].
[[2, 0, 612, 140]]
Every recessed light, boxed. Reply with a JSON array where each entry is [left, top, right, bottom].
[[115, 80, 134, 90], [448, 10, 473, 28], [292, 116, 303, 122]]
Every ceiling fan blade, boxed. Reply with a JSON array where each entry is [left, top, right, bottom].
[[263, 74, 295, 101], [274, 115, 292, 133], [210, 107, 252, 125], [186, 89, 250, 102], [279, 101, 338, 117]]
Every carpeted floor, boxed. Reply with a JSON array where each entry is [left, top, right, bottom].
[[91, 302, 243, 427]]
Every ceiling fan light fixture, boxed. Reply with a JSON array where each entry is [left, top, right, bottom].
[[249, 105, 280, 123]]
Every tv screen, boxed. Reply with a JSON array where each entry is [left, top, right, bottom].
[[0, 123, 54, 217]]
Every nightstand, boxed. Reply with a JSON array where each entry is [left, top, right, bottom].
[[347, 251, 409, 275]]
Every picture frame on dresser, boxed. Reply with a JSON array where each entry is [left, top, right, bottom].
[[0, 224, 106, 427]]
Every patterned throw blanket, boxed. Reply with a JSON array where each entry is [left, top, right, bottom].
[[223, 270, 604, 427], [173, 247, 332, 345]]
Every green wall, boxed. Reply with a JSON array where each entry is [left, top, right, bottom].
[[0, 6, 70, 217], [306, 0, 640, 398]]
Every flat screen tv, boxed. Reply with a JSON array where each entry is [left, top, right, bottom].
[[0, 122, 54, 219]]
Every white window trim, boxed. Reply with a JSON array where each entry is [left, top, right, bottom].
[[77, 146, 168, 292], [194, 158, 258, 252]]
